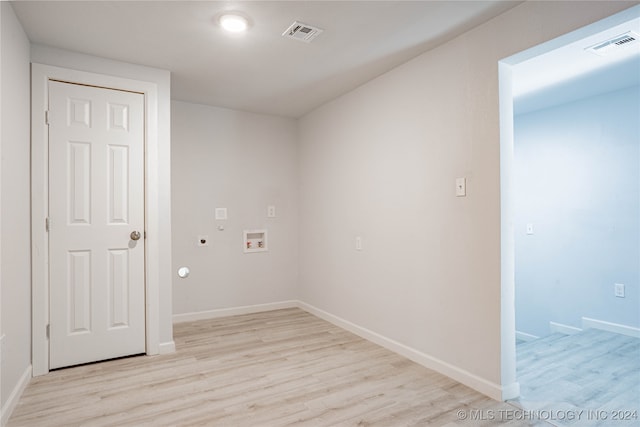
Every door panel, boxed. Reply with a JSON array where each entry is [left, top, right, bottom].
[[49, 81, 145, 369], [108, 248, 130, 328], [108, 145, 129, 224], [68, 250, 92, 334], [68, 141, 92, 224]]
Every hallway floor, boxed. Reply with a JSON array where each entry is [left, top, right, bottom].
[[512, 329, 640, 426]]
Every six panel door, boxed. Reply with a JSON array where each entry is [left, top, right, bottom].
[[48, 80, 145, 369]]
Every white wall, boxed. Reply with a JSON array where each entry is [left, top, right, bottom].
[[30, 45, 174, 348], [0, 1, 3, 411], [297, 0, 633, 399], [0, 0, 31, 414], [0, 0, 632, 409], [515, 86, 640, 338], [0, 0, 3, 413], [171, 101, 298, 315]]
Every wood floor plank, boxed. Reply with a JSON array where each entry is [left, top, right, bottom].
[[9, 308, 542, 426], [513, 328, 640, 427]]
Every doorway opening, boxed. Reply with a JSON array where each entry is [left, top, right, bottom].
[[499, 4, 640, 419]]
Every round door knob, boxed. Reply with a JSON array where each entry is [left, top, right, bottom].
[[130, 231, 141, 241]]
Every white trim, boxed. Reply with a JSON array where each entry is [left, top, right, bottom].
[[1, 365, 31, 426], [549, 321, 582, 335], [498, 4, 640, 403], [582, 317, 640, 338], [515, 331, 539, 342], [31, 63, 161, 376], [498, 59, 520, 403], [0, 335, 3, 423], [158, 341, 176, 355], [297, 301, 508, 401], [173, 301, 298, 323]]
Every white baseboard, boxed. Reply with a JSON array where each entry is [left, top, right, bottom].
[[0, 334, 4, 424], [297, 301, 505, 401], [1, 365, 31, 426], [515, 331, 539, 342], [549, 321, 582, 335], [582, 317, 640, 338], [173, 300, 298, 323], [158, 341, 176, 355], [501, 382, 521, 401]]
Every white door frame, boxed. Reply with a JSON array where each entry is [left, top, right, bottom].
[[498, 5, 640, 401], [31, 63, 161, 376]]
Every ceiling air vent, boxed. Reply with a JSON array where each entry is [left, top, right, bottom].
[[282, 21, 323, 43], [586, 31, 640, 56]]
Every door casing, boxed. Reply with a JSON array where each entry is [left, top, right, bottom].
[[31, 63, 161, 376]]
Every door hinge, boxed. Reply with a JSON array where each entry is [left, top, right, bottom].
[[46, 217, 51, 232], [46, 324, 50, 339], [45, 110, 50, 126]]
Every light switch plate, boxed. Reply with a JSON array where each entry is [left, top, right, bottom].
[[355, 236, 363, 251], [526, 223, 534, 235], [456, 177, 466, 197]]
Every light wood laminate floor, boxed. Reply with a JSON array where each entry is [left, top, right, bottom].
[[513, 329, 640, 427], [10, 308, 545, 426]]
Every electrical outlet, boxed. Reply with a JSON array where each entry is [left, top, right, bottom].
[[267, 205, 276, 218], [455, 177, 466, 197], [197, 235, 209, 247], [614, 283, 625, 298]]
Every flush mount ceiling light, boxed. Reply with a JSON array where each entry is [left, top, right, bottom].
[[219, 14, 248, 33]]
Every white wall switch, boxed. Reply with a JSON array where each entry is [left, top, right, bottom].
[[455, 177, 466, 197], [614, 283, 625, 298], [215, 208, 228, 220], [526, 223, 534, 235], [267, 205, 276, 218], [355, 236, 363, 251], [197, 235, 209, 246]]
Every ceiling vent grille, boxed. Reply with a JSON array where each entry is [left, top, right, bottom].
[[282, 21, 323, 43], [586, 31, 640, 56]]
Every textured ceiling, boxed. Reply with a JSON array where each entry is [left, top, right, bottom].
[[12, 0, 521, 117]]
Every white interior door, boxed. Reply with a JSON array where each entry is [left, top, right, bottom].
[[48, 80, 145, 369]]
